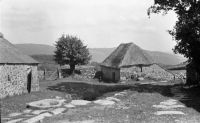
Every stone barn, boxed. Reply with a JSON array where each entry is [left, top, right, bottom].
[[0, 34, 39, 98], [100, 42, 175, 82]]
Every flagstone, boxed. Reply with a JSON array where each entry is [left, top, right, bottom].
[[153, 104, 185, 109], [106, 97, 120, 102], [50, 108, 66, 115], [23, 109, 32, 113], [32, 110, 47, 115], [5, 118, 24, 123], [114, 93, 124, 96], [160, 100, 177, 106], [94, 99, 115, 105], [70, 100, 91, 106], [154, 111, 185, 115], [23, 112, 52, 123], [27, 99, 66, 109], [8, 112, 22, 117], [2, 117, 11, 120], [64, 103, 75, 108]]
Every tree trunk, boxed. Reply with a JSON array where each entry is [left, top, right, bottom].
[[70, 64, 75, 74]]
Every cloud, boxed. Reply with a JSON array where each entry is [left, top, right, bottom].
[[0, 0, 177, 53]]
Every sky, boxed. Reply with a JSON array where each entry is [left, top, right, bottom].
[[0, 0, 178, 53]]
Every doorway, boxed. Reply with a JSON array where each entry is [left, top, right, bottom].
[[27, 71, 32, 93], [112, 72, 115, 82]]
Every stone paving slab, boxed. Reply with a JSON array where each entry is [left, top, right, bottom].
[[27, 99, 66, 109], [5, 118, 24, 123], [8, 113, 22, 117], [106, 97, 120, 102], [23, 109, 32, 114], [22, 112, 53, 123], [64, 104, 75, 108], [70, 100, 91, 106], [32, 110, 47, 115], [153, 104, 185, 109], [160, 99, 178, 106], [50, 108, 66, 115], [94, 99, 115, 105], [154, 111, 185, 115]]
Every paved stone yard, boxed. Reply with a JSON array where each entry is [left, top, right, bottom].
[[2, 83, 200, 123], [2, 91, 127, 123]]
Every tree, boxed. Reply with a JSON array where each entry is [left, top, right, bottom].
[[148, 0, 200, 73], [54, 34, 91, 74]]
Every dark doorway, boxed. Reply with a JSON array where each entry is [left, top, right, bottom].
[[27, 71, 32, 93], [112, 72, 115, 82]]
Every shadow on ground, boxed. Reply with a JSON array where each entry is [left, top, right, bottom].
[[47, 82, 131, 101], [130, 83, 200, 113], [47, 81, 200, 112]]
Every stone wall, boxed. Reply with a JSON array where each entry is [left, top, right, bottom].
[[121, 64, 175, 81], [0, 64, 39, 99], [101, 66, 120, 82]]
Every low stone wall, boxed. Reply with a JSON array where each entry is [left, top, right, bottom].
[[121, 64, 175, 81], [0, 64, 39, 99], [38, 70, 57, 81]]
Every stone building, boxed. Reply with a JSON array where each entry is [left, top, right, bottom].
[[0, 33, 39, 98], [100, 42, 175, 82]]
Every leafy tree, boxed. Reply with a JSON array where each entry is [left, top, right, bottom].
[[148, 0, 200, 73], [54, 34, 91, 74]]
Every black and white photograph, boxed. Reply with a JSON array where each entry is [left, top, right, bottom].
[[0, 0, 200, 122]]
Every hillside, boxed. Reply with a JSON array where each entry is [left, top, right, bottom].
[[15, 44, 55, 55], [15, 43, 186, 65]]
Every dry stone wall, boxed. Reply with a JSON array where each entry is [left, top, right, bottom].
[[0, 64, 39, 99], [143, 64, 174, 81], [121, 64, 174, 81]]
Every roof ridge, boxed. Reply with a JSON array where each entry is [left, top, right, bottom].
[[118, 43, 133, 67]]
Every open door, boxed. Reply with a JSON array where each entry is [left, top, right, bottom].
[[27, 71, 32, 93], [112, 72, 115, 82]]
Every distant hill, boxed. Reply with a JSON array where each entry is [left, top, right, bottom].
[[15, 44, 55, 55], [89, 48, 115, 63], [15, 43, 186, 65], [144, 50, 187, 66]]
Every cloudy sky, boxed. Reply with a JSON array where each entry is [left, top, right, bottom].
[[0, 0, 177, 53]]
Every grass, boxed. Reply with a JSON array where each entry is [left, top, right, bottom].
[[46, 78, 132, 101], [1, 78, 131, 117], [1, 81, 68, 116], [2, 78, 200, 122], [43, 82, 200, 123]]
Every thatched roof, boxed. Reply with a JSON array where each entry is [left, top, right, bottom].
[[0, 36, 39, 64], [101, 42, 153, 68]]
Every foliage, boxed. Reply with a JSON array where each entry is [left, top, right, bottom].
[[148, 0, 200, 72], [54, 34, 91, 73]]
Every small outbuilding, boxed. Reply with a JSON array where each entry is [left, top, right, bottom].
[[100, 42, 175, 82], [100, 42, 153, 82], [0, 33, 39, 98]]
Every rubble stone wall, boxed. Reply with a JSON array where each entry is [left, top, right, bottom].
[[0, 64, 39, 99], [121, 64, 175, 81]]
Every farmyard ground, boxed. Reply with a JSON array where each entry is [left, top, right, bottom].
[[1, 79, 200, 123]]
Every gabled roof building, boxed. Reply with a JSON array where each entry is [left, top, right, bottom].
[[101, 42, 174, 82], [0, 33, 39, 98]]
